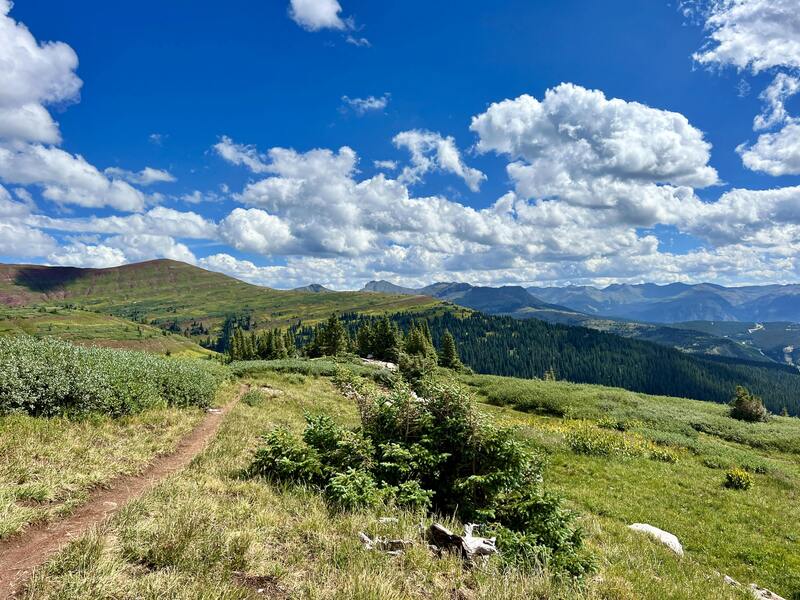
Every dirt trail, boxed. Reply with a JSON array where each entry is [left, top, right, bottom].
[[0, 388, 243, 599]]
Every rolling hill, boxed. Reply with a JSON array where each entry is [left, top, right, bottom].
[[0, 260, 441, 338]]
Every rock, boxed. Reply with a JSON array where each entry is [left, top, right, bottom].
[[428, 523, 497, 562], [627, 523, 684, 556], [358, 531, 413, 555], [723, 574, 740, 587], [748, 584, 786, 600]]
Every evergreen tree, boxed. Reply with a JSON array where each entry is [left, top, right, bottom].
[[438, 329, 461, 369], [273, 329, 288, 359], [356, 322, 374, 357]]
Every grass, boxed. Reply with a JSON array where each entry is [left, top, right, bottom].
[[0, 260, 442, 339], [0, 306, 214, 357], [21, 369, 766, 599], [0, 404, 209, 539], [463, 374, 800, 597]]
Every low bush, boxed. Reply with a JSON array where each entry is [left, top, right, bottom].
[[241, 390, 266, 407], [248, 368, 593, 576], [0, 336, 228, 417], [566, 423, 643, 458], [725, 468, 754, 490], [730, 386, 769, 423]]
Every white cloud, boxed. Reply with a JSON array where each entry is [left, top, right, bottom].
[[0, 144, 147, 211], [213, 135, 270, 173], [218, 208, 294, 255], [342, 94, 389, 115], [104, 166, 176, 186], [692, 0, 800, 73], [393, 130, 486, 192], [0, 1, 81, 144], [470, 83, 718, 214], [288, 0, 347, 31], [105, 234, 196, 264], [374, 160, 398, 170], [148, 133, 166, 146], [47, 242, 126, 268], [753, 73, 800, 130], [737, 122, 800, 175], [30, 206, 217, 239]]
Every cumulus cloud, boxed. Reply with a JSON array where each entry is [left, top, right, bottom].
[[737, 122, 800, 175], [0, 1, 81, 143], [393, 130, 486, 192], [692, 0, 800, 73], [219, 208, 294, 255], [0, 144, 147, 211], [105, 234, 196, 264], [288, 0, 348, 31], [30, 206, 217, 239], [47, 242, 126, 268], [470, 83, 718, 214], [104, 166, 176, 186], [214, 135, 271, 173], [753, 73, 800, 130], [341, 94, 389, 115]]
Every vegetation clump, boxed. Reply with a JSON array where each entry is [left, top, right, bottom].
[[0, 336, 228, 417], [730, 386, 769, 423], [724, 468, 754, 490], [248, 369, 592, 575]]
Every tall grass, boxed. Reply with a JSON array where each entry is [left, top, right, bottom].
[[0, 336, 229, 417]]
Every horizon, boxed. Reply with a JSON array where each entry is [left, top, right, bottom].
[[1, 1, 799, 289], [3, 257, 799, 294]]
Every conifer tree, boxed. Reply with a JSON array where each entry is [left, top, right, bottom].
[[438, 329, 461, 369]]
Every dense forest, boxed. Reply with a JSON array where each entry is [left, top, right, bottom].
[[372, 311, 800, 415], [216, 310, 800, 416]]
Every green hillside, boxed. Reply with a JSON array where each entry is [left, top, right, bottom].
[[0, 306, 213, 357], [0, 260, 441, 337]]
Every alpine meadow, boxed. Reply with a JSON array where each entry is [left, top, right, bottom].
[[1, 1, 800, 599]]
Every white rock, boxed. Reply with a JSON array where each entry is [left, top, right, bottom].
[[749, 584, 786, 600], [627, 523, 684, 556]]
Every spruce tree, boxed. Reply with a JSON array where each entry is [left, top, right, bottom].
[[438, 329, 461, 369]]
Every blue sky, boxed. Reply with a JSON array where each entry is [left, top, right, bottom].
[[1, 0, 799, 288]]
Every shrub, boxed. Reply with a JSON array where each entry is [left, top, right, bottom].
[[730, 386, 769, 423], [324, 468, 382, 510], [249, 368, 593, 576], [566, 423, 643, 458], [0, 336, 228, 417], [248, 427, 321, 483], [241, 390, 265, 407], [725, 467, 754, 490], [649, 446, 679, 463]]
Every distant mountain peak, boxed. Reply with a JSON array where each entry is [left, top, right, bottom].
[[292, 283, 334, 293]]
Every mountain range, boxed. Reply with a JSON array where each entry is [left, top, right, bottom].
[[360, 279, 800, 366]]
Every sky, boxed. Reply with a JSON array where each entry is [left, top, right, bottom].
[[1, 0, 799, 290]]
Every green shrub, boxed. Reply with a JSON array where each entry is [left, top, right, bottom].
[[249, 368, 592, 576], [730, 386, 769, 423], [241, 390, 265, 407], [725, 467, 754, 490], [649, 446, 679, 463], [0, 336, 228, 417], [566, 423, 642, 458], [248, 427, 321, 483], [324, 468, 382, 510]]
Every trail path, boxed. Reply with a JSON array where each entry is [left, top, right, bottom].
[[0, 388, 242, 599]]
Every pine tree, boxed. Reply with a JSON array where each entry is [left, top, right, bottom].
[[274, 329, 288, 359], [438, 329, 461, 369], [319, 314, 349, 356], [356, 322, 374, 357]]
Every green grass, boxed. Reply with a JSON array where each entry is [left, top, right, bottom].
[[22, 370, 767, 599], [461, 373, 800, 597], [0, 306, 214, 357], [0, 404, 209, 539]]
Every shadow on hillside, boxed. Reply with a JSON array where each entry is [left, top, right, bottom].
[[14, 266, 88, 293]]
